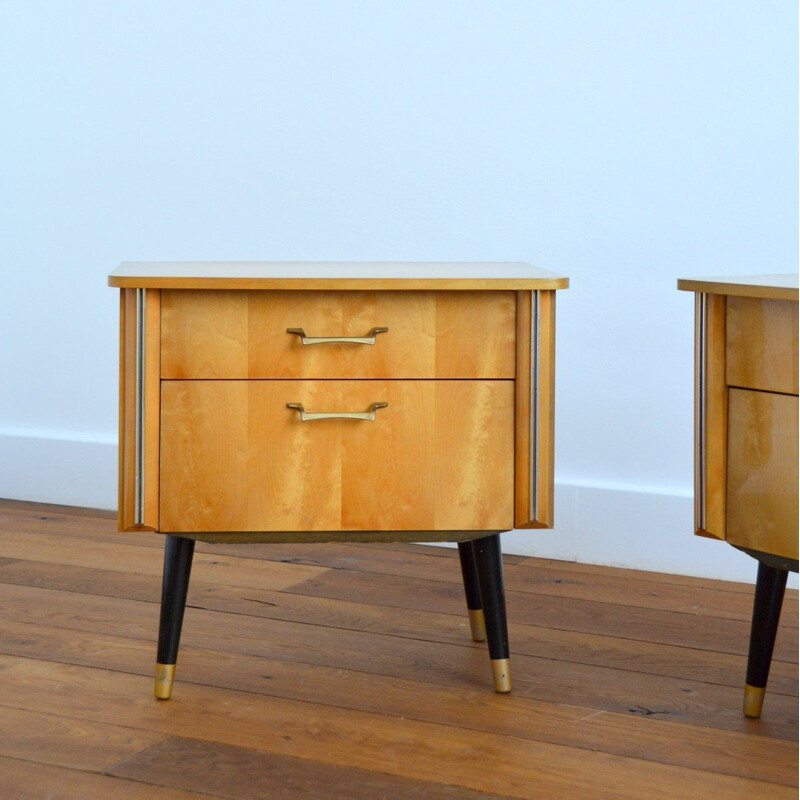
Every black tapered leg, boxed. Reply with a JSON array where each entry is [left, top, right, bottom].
[[458, 541, 486, 642], [471, 534, 511, 692], [155, 535, 195, 700], [743, 562, 788, 718]]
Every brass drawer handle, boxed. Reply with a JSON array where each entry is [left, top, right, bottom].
[[286, 402, 388, 421], [286, 327, 388, 345]]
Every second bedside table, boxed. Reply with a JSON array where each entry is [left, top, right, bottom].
[[679, 273, 798, 718]]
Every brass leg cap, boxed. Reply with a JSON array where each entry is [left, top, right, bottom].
[[743, 684, 765, 718], [154, 663, 176, 700], [468, 609, 487, 642], [491, 658, 511, 693]]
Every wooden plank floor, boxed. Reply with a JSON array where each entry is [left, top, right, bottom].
[[0, 499, 796, 799]]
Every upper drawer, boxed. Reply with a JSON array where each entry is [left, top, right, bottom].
[[726, 296, 798, 394], [160, 290, 516, 379]]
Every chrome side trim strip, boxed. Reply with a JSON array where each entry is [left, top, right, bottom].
[[134, 288, 146, 525], [695, 293, 707, 531], [530, 290, 540, 521]]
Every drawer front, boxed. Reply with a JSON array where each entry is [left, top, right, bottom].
[[726, 388, 798, 559], [726, 296, 798, 394], [159, 380, 515, 533], [160, 290, 516, 379]]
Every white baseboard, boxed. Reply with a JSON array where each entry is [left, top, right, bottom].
[[496, 481, 797, 587], [0, 430, 117, 512], [0, 432, 794, 587]]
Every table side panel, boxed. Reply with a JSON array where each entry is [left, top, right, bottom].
[[514, 290, 555, 529], [695, 293, 728, 540]]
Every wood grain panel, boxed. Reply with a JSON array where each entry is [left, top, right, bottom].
[[159, 380, 514, 533], [160, 290, 516, 379], [726, 389, 798, 560], [160, 290, 248, 377], [432, 380, 516, 530], [340, 381, 434, 530], [726, 297, 798, 395], [248, 291, 433, 379], [432, 291, 517, 378], [697, 293, 727, 540], [118, 289, 160, 532], [159, 381, 249, 532], [249, 381, 342, 532], [515, 290, 556, 528]]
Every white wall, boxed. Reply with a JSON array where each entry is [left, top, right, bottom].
[[1, 1, 796, 584]]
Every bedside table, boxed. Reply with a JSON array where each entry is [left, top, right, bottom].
[[109, 262, 568, 699], [679, 274, 798, 718]]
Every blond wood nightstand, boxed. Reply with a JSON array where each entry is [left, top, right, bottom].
[[679, 274, 798, 718], [110, 262, 568, 699]]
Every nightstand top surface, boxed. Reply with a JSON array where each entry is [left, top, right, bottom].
[[109, 262, 568, 291], [678, 273, 798, 301]]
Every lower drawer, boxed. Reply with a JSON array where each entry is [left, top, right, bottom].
[[726, 388, 798, 559], [159, 380, 514, 533]]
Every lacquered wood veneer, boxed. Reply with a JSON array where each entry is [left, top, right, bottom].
[[160, 290, 516, 379], [159, 380, 515, 533]]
